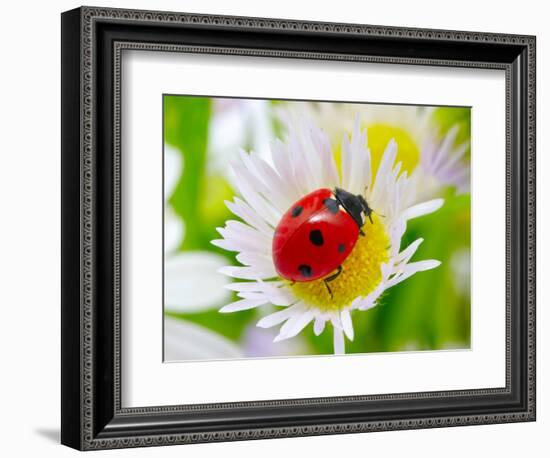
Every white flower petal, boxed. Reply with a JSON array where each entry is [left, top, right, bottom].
[[258, 284, 295, 306], [225, 220, 272, 243], [164, 317, 241, 361], [402, 199, 444, 221], [211, 238, 241, 252], [388, 218, 407, 256], [242, 325, 307, 357], [225, 281, 282, 292], [349, 296, 364, 310], [225, 280, 294, 306], [386, 259, 441, 288], [381, 261, 393, 280], [164, 144, 183, 198], [311, 124, 339, 188], [347, 118, 371, 194], [271, 139, 303, 198], [237, 291, 268, 300], [164, 207, 184, 255], [274, 309, 315, 342], [219, 265, 276, 280], [236, 252, 275, 272], [288, 127, 319, 193], [232, 159, 282, 226], [430, 125, 459, 172], [356, 282, 386, 311], [165, 252, 230, 312], [247, 100, 274, 161], [340, 309, 354, 341], [340, 134, 353, 191], [213, 232, 267, 255], [238, 150, 290, 212], [257, 305, 301, 328], [445, 166, 470, 193], [219, 297, 267, 313], [407, 259, 442, 272], [313, 317, 326, 336], [216, 221, 271, 255], [395, 238, 424, 265], [374, 138, 398, 191], [330, 312, 343, 330], [356, 293, 378, 311], [301, 121, 327, 190], [247, 148, 297, 210], [225, 198, 274, 237], [333, 327, 345, 355], [433, 141, 468, 178]]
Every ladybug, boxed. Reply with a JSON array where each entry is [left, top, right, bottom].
[[272, 187, 374, 297]]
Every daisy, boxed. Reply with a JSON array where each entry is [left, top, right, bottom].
[[282, 103, 470, 201], [208, 98, 274, 179], [415, 124, 470, 197], [212, 117, 443, 354], [164, 316, 242, 361], [163, 144, 231, 313]]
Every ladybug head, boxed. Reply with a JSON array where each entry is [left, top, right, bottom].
[[334, 187, 374, 228]]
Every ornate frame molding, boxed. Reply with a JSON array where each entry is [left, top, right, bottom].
[[61, 6, 536, 450]]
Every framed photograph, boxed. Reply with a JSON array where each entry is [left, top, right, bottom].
[[61, 6, 536, 450]]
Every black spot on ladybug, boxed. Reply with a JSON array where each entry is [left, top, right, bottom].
[[323, 198, 339, 214], [291, 205, 303, 217], [338, 243, 346, 253], [298, 264, 313, 278], [309, 229, 324, 246]]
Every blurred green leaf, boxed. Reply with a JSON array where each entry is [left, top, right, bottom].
[[164, 96, 211, 250]]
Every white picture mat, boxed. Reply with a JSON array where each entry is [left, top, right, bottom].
[[121, 50, 506, 407]]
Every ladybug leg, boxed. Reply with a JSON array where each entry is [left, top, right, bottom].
[[325, 265, 343, 282], [324, 281, 333, 298], [323, 265, 343, 299]]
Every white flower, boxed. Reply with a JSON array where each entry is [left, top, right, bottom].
[[164, 251, 231, 313], [416, 124, 470, 197], [241, 325, 309, 358], [164, 144, 231, 313], [281, 103, 469, 200], [212, 117, 443, 354], [164, 316, 242, 361], [163, 147, 233, 357], [208, 99, 274, 180]]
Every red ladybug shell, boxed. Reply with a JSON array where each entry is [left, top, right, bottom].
[[272, 188, 359, 282]]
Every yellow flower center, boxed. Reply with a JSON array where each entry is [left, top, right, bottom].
[[367, 124, 420, 176], [289, 214, 390, 312]]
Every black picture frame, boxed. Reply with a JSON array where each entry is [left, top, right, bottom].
[[61, 6, 536, 450]]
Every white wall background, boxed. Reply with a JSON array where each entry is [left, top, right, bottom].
[[0, 0, 545, 456]]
